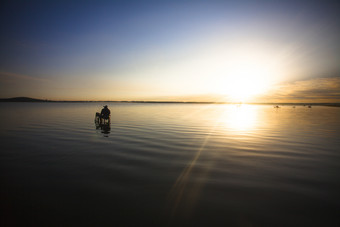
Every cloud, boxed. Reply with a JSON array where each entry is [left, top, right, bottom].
[[0, 71, 52, 98], [0, 71, 49, 82], [261, 77, 340, 102]]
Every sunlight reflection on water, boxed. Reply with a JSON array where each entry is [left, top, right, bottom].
[[221, 104, 258, 132]]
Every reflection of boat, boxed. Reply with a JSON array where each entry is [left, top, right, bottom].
[[308, 105, 312, 108], [95, 112, 111, 136], [95, 122, 111, 136]]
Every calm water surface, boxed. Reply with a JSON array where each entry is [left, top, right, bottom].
[[1, 103, 339, 226]]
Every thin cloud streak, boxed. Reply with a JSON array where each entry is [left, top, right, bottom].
[[0, 71, 52, 99], [260, 77, 340, 102], [0, 71, 50, 82]]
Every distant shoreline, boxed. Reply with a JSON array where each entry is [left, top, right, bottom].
[[0, 97, 339, 107]]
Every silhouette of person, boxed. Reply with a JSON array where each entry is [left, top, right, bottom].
[[100, 105, 111, 121]]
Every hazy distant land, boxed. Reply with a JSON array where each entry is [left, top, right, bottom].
[[0, 97, 339, 107]]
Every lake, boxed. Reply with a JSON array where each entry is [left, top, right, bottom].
[[1, 103, 339, 226]]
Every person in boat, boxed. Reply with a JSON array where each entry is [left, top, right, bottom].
[[100, 105, 111, 120]]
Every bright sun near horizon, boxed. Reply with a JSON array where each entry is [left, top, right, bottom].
[[211, 47, 283, 102]]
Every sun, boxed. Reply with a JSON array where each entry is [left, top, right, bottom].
[[211, 46, 283, 102], [223, 64, 272, 102]]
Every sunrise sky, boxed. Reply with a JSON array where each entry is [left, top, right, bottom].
[[0, 0, 339, 102]]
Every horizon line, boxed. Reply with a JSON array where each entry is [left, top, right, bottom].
[[1, 97, 340, 106]]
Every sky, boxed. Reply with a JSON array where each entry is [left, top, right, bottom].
[[0, 0, 340, 102]]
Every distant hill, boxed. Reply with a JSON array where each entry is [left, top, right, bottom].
[[0, 97, 49, 102]]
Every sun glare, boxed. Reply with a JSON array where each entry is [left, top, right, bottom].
[[224, 65, 272, 102], [212, 46, 282, 102]]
